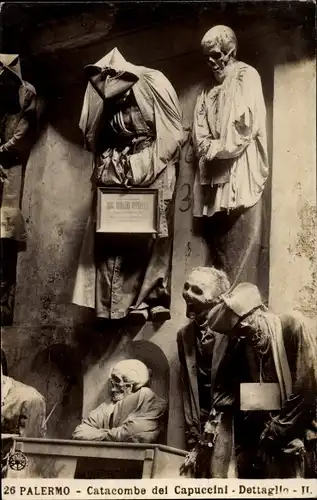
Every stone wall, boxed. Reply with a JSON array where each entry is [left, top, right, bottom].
[[270, 54, 316, 322], [2, 8, 313, 449]]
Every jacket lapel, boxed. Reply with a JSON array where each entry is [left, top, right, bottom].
[[182, 323, 200, 422], [210, 333, 229, 388]]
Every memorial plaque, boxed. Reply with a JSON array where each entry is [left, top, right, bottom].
[[240, 383, 281, 411], [96, 187, 158, 234]]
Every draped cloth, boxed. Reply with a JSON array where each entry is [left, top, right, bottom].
[[257, 312, 317, 478], [0, 71, 38, 245], [201, 197, 264, 287], [177, 320, 249, 477], [207, 298, 317, 477], [266, 313, 292, 402], [1, 376, 46, 477], [1, 376, 47, 437], [79, 48, 182, 205], [72, 387, 167, 444], [192, 61, 269, 217], [0, 57, 39, 325], [72, 49, 182, 318]]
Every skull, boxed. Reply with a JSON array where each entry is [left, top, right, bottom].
[[182, 267, 230, 321], [109, 359, 150, 403], [201, 25, 237, 83]]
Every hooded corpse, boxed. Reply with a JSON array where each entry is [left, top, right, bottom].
[[0, 55, 38, 325], [72, 48, 183, 320], [207, 284, 317, 478]]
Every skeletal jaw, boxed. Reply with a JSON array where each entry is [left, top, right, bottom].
[[110, 370, 133, 403], [201, 25, 237, 83], [203, 44, 235, 83], [182, 270, 220, 319], [109, 360, 150, 402]]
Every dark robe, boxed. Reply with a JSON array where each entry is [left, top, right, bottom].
[[177, 320, 249, 477], [244, 313, 317, 478], [207, 305, 317, 478]]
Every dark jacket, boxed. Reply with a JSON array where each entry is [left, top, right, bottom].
[[258, 313, 317, 447], [177, 320, 249, 450]]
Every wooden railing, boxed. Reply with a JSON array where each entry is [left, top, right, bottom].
[[6, 437, 187, 479]]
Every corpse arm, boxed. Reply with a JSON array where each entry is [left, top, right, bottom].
[[72, 405, 113, 441], [19, 394, 47, 438], [72, 397, 164, 443]]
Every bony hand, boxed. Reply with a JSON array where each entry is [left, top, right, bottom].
[[259, 420, 277, 447], [203, 409, 222, 440], [259, 431, 276, 454], [179, 447, 198, 476], [257, 424, 277, 460], [205, 140, 221, 162], [204, 420, 215, 435], [282, 438, 305, 456], [259, 425, 268, 442]]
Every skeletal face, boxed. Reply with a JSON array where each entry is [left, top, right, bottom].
[[182, 270, 221, 320], [109, 359, 150, 403], [202, 42, 235, 83], [110, 367, 134, 403], [201, 26, 237, 83]]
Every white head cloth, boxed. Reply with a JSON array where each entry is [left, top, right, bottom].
[[113, 359, 150, 390]]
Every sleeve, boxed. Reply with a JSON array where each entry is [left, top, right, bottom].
[[192, 90, 217, 159], [0, 85, 38, 167], [193, 66, 266, 164], [73, 393, 165, 443], [260, 394, 315, 450], [129, 71, 183, 186], [94, 415, 160, 443], [177, 330, 201, 451], [72, 404, 111, 441], [214, 66, 266, 160], [19, 392, 47, 438]]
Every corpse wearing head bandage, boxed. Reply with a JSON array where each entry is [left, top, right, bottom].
[[206, 283, 317, 478], [73, 358, 166, 444]]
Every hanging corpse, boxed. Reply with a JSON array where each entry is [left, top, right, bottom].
[[72, 48, 183, 323]]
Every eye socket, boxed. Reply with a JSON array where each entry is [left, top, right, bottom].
[[111, 374, 121, 383], [208, 50, 223, 60], [191, 285, 203, 295], [183, 282, 189, 291]]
